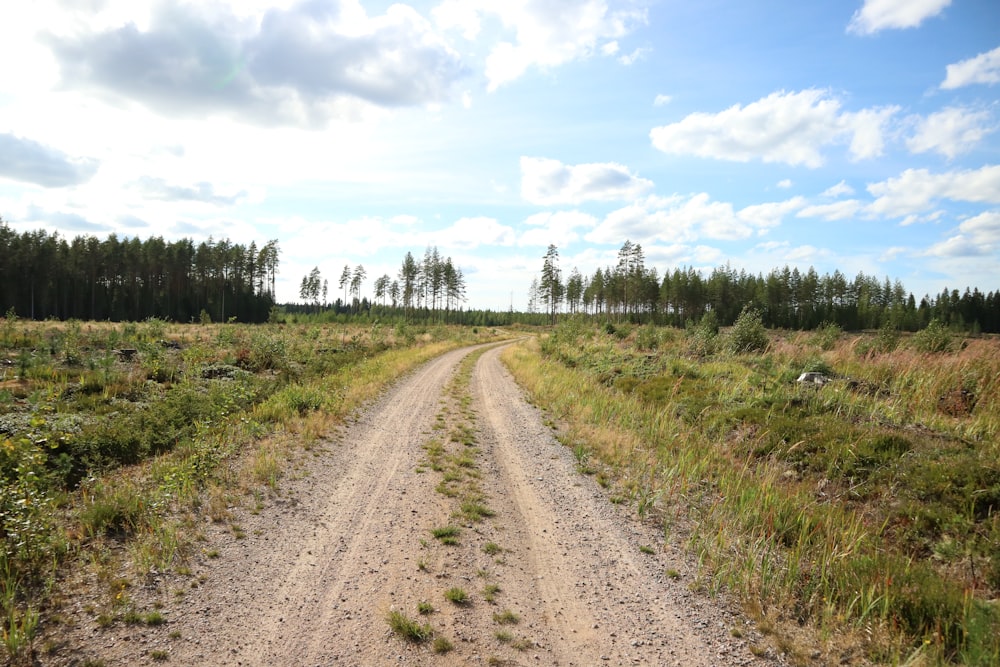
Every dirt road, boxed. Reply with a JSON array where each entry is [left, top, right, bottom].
[[72, 343, 770, 666]]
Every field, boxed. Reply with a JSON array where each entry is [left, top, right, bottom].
[[503, 317, 999, 665], [1, 312, 997, 665], [0, 316, 501, 664]]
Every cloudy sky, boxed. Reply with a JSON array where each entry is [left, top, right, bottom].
[[1, 0, 998, 310]]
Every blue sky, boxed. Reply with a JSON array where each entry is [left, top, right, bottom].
[[1, 0, 998, 310]]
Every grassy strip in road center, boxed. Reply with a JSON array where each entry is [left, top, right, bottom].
[[394, 345, 532, 661]]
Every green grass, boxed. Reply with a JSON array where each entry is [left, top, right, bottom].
[[0, 319, 503, 664], [483, 583, 501, 603], [444, 587, 470, 605], [386, 610, 434, 643], [431, 525, 461, 545], [458, 499, 495, 522], [507, 326, 1000, 663], [432, 636, 454, 654], [144, 611, 165, 626], [493, 609, 520, 625], [482, 542, 502, 556]]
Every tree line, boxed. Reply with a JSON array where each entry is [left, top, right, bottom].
[[530, 241, 1000, 333], [0, 221, 279, 323], [296, 246, 467, 321]]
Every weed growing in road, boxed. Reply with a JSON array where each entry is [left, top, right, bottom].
[[482, 542, 502, 556], [444, 587, 470, 605], [458, 499, 495, 522], [431, 525, 461, 545], [386, 610, 434, 643], [417, 601, 434, 615], [639, 545, 655, 555], [493, 609, 519, 625], [483, 583, 501, 604], [432, 636, 454, 654]]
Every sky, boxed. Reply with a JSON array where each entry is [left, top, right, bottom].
[[1, 0, 999, 311]]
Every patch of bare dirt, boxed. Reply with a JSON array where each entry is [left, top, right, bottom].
[[44, 343, 778, 666]]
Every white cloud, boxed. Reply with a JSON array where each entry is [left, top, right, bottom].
[[43, 1, 466, 127], [846, 106, 899, 160], [476, 0, 647, 91], [867, 165, 1000, 218], [432, 0, 483, 40], [941, 45, 1000, 89], [0, 133, 100, 187], [879, 246, 908, 261], [520, 157, 653, 205], [847, 0, 951, 35], [924, 211, 1000, 258], [738, 197, 807, 232], [906, 107, 995, 159], [586, 193, 801, 245], [618, 47, 650, 66], [649, 90, 897, 168], [653, 94, 672, 107], [586, 200, 696, 244], [797, 200, 863, 221], [822, 180, 855, 198], [785, 245, 823, 262], [602, 40, 620, 56], [132, 176, 247, 205], [443, 216, 516, 249], [776, 179, 793, 189], [519, 210, 597, 247]]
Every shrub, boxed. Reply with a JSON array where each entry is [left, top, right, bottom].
[[635, 325, 660, 351], [726, 307, 768, 354], [911, 319, 953, 353], [811, 322, 841, 350], [686, 311, 720, 357]]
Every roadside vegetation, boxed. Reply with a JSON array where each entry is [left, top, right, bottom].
[[502, 315, 999, 665], [0, 314, 502, 665]]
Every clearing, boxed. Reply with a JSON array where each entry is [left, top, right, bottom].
[[52, 343, 775, 666]]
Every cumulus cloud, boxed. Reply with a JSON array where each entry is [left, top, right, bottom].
[[24, 205, 110, 232], [617, 47, 649, 66], [134, 176, 247, 205], [519, 210, 597, 247], [443, 216, 516, 249], [0, 133, 99, 187], [649, 90, 897, 168], [797, 200, 864, 221], [867, 165, 1000, 218], [941, 45, 1000, 89], [776, 179, 793, 189], [653, 94, 672, 106], [520, 157, 653, 205], [438, 0, 646, 91], [585, 194, 801, 245], [847, 0, 951, 35], [44, 1, 466, 127], [822, 180, 855, 198], [924, 211, 1000, 258], [739, 198, 807, 232], [906, 107, 995, 159]]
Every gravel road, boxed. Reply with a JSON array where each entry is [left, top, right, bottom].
[[56, 343, 775, 666]]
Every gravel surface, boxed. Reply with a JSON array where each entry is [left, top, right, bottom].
[[45, 343, 780, 666]]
